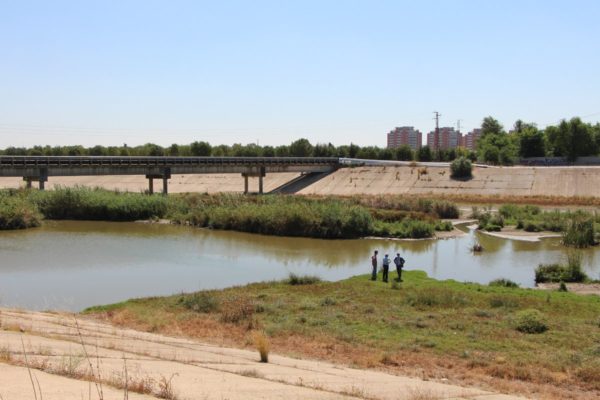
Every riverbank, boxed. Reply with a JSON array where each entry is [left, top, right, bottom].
[[0, 308, 527, 400], [84, 271, 600, 400]]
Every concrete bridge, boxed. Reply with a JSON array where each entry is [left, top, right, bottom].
[[0, 156, 339, 194]]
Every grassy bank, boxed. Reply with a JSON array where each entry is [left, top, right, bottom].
[[0, 188, 457, 239], [86, 271, 600, 399]]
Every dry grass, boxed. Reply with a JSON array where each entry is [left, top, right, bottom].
[[252, 331, 270, 363]]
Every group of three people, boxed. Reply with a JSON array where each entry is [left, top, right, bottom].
[[370, 250, 405, 283]]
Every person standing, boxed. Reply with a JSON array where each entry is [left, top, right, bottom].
[[371, 250, 378, 281], [393, 253, 405, 282], [382, 254, 391, 282]]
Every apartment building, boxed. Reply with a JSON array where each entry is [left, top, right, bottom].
[[462, 128, 482, 150], [426, 127, 462, 150], [386, 126, 422, 150]]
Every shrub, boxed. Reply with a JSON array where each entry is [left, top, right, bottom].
[[514, 309, 548, 334], [489, 278, 519, 288], [179, 292, 219, 313], [535, 252, 588, 283], [220, 295, 255, 323], [287, 273, 321, 285], [432, 200, 459, 219], [563, 217, 596, 248], [450, 157, 472, 179], [0, 193, 42, 230]]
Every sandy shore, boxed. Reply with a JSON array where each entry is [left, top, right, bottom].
[[536, 283, 600, 296]]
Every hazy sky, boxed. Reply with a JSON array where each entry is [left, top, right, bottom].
[[1, 0, 599, 148]]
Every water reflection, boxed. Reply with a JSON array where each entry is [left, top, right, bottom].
[[0, 221, 598, 311]]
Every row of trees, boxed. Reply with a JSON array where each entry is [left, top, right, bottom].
[[477, 116, 600, 164], [2, 117, 599, 164]]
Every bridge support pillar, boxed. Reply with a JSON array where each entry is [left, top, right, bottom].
[[23, 168, 48, 190], [146, 168, 171, 195], [147, 177, 154, 194], [241, 167, 266, 194]]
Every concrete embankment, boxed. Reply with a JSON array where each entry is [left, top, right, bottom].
[[0, 308, 525, 400], [299, 165, 600, 197], [2, 165, 600, 198]]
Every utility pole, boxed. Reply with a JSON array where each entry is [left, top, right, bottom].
[[433, 111, 441, 150]]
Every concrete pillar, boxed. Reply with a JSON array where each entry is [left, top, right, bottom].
[[23, 178, 32, 189], [162, 176, 168, 195], [148, 178, 154, 194], [39, 179, 45, 190], [243, 174, 249, 194], [258, 175, 263, 194]]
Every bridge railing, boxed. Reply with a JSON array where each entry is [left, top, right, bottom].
[[0, 156, 340, 167]]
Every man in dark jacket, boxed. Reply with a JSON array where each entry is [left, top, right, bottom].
[[393, 253, 405, 282], [371, 250, 378, 281], [382, 254, 391, 283]]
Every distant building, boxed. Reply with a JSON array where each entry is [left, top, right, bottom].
[[387, 126, 422, 150], [463, 129, 482, 150], [427, 127, 462, 150]]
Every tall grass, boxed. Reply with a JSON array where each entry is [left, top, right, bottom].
[[562, 217, 596, 248], [30, 186, 173, 221], [535, 251, 588, 283], [0, 190, 42, 230], [0, 189, 454, 239]]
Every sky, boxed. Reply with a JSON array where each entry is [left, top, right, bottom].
[[1, 0, 599, 148]]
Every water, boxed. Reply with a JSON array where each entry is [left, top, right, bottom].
[[0, 221, 598, 311]]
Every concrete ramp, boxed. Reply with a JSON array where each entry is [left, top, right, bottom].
[[270, 171, 333, 194]]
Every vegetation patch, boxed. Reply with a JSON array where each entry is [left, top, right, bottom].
[[514, 309, 548, 334], [0, 190, 42, 230], [535, 252, 588, 283]]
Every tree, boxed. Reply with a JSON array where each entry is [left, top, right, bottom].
[[417, 146, 432, 162], [348, 143, 360, 158], [289, 138, 313, 157], [518, 125, 545, 158], [481, 116, 504, 137], [477, 117, 517, 165], [394, 145, 413, 161], [190, 141, 212, 156], [379, 148, 394, 160]]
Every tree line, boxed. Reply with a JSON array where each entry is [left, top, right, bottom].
[[2, 116, 599, 164]]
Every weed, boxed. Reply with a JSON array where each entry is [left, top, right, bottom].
[[237, 369, 265, 378], [406, 287, 469, 308], [514, 309, 548, 334], [156, 374, 178, 400], [252, 331, 270, 363], [320, 297, 337, 307]]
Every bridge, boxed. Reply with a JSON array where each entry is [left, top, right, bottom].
[[0, 156, 339, 194]]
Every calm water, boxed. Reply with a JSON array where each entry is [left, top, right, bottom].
[[0, 221, 598, 311]]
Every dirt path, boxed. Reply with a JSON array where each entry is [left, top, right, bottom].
[[0, 308, 525, 400]]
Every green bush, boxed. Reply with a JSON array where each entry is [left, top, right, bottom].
[[535, 253, 588, 283], [514, 309, 548, 334], [563, 217, 596, 248], [489, 278, 519, 288], [288, 273, 321, 285], [432, 200, 459, 219], [179, 292, 219, 313], [450, 157, 472, 179]]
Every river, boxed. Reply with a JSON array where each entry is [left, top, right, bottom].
[[0, 221, 598, 311]]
